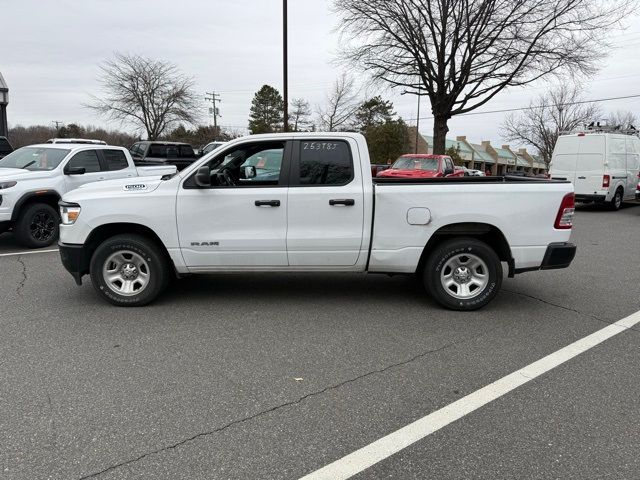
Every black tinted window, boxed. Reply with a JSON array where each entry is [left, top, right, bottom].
[[104, 150, 129, 171], [130, 143, 143, 157], [67, 150, 101, 173], [179, 145, 195, 158], [296, 141, 353, 185], [0, 138, 12, 154]]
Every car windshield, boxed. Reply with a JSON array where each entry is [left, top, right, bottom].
[[202, 142, 224, 155], [0, 147, 70, 171], [392, 157, 439, 170]]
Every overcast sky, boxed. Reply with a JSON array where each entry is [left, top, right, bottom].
[[3, 0, 640, 147]]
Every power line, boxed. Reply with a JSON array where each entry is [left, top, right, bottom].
[[405, 93, 640, 122]]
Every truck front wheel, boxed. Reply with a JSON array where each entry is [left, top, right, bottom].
[[423, 238, 502, 311], [15, 203, 60, 248], [89, 234, 169, 306]]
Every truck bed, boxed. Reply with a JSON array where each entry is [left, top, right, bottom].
[[368, 176, 573, 274]]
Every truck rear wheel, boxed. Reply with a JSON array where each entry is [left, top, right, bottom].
[[608, 188, 623, 211], [423, 238, 502, 311], [89, 234, 169, 306], [15, 203, 60, 248]]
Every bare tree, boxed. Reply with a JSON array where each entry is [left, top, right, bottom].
[[607, 110, 638, 129], [317, 74, 359, 131], [290, 98, 312, 131], [89, 53, 200, 140], [335, 0, 636, 153], [501, 85, 601, 164]]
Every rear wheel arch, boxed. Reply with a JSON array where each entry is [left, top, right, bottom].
[[416, 223, 512, 275]]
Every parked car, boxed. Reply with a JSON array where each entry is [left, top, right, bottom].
[[200, 141, 227, 156], [466, 169, 485, 177], [636, 174, 640, 201], [0, 144, 176, 247], [376, 154, 464, 178], [129, 141, 197, 171], [58, 133, 577, 311], [549, 132, 640, 210], [46, 138, 107, 145], [371, 163, 391, 177], [0, 136, 13, 159]]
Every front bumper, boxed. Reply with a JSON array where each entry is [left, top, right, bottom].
[[59, 242, 90, 285]]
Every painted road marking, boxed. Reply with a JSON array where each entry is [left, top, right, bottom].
[[0, 249, 58, 257], [300, 310, 640, 480]]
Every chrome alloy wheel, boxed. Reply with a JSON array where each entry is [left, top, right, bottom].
[[440, 253, 489, 299], [102, 250, 150, 296]]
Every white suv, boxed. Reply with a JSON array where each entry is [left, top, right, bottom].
[[0, 144, 174, 247]]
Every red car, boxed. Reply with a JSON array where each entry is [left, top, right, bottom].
[[376, 154, 464, 178]]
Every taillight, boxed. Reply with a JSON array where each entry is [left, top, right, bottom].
[[555, 193, 575, 230], [602, 175, 610, 188]]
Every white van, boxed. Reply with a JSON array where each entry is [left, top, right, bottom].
[[549, 133, 640, 210]]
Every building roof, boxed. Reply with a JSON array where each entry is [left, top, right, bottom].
[[468, 143, 495, 164], [515, 155, 531, 167], [0, 72, 7, 91], [494, 147, 516, 160], [421, 135, 474, 160]]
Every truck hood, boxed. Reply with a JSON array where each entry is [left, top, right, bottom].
[[0, 168, 54, 182], [65, 175, 168, 202]]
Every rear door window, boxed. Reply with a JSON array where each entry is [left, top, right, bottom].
[[179, 145, 196, 158], [103, 149, 129, 171], [292, 140, 353, 186]]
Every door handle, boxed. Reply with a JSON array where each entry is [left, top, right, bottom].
[[329, 199, 355, 206], [577, 176, 586, 179], [255, 200, 281, 207]]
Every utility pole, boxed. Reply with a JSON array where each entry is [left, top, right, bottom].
[[52, 120, 64, 136], [283, 0, 289, 132], [205, 92, 221, 139]]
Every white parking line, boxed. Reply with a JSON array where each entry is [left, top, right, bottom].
[[300, 310, 640, 480], [0, 249, 58, 257]]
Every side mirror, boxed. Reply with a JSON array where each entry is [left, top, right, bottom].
[[444, 168, 454, 176], [194, 165, 211, 187], [65, 166, 86, 175], [244, 166, 257, 179]]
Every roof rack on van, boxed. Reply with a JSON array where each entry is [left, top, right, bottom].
[[561, 122, 639, 136]]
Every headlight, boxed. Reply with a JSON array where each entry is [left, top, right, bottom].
[[0, 181, 17, 189], [59, 202, 81, 225]]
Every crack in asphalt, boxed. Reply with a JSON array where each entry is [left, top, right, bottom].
[[503, 289, 640, 334], [16, 257, 27, 296], [76, 326, 501, 479]]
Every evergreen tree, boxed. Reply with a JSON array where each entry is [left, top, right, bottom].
[[353, 96, 394, 131], [248, 85, 284, 134]]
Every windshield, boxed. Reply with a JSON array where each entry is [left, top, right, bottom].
[[392, 157, 439, 170], [0, 147, 70, 171], [202, 142, 224, 155]]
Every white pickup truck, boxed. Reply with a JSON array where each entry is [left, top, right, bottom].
[[59, 133, 577, 310], [0, 144, 175, 247]]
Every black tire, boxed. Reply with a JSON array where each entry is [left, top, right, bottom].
[[15, 203, 60, 248], [608, 188, 623, 211], [89, 234, 169, 307], [423, 238, 502, 311]]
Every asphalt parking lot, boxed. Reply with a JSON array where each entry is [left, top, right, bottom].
[[2, 204, 640, 480]]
